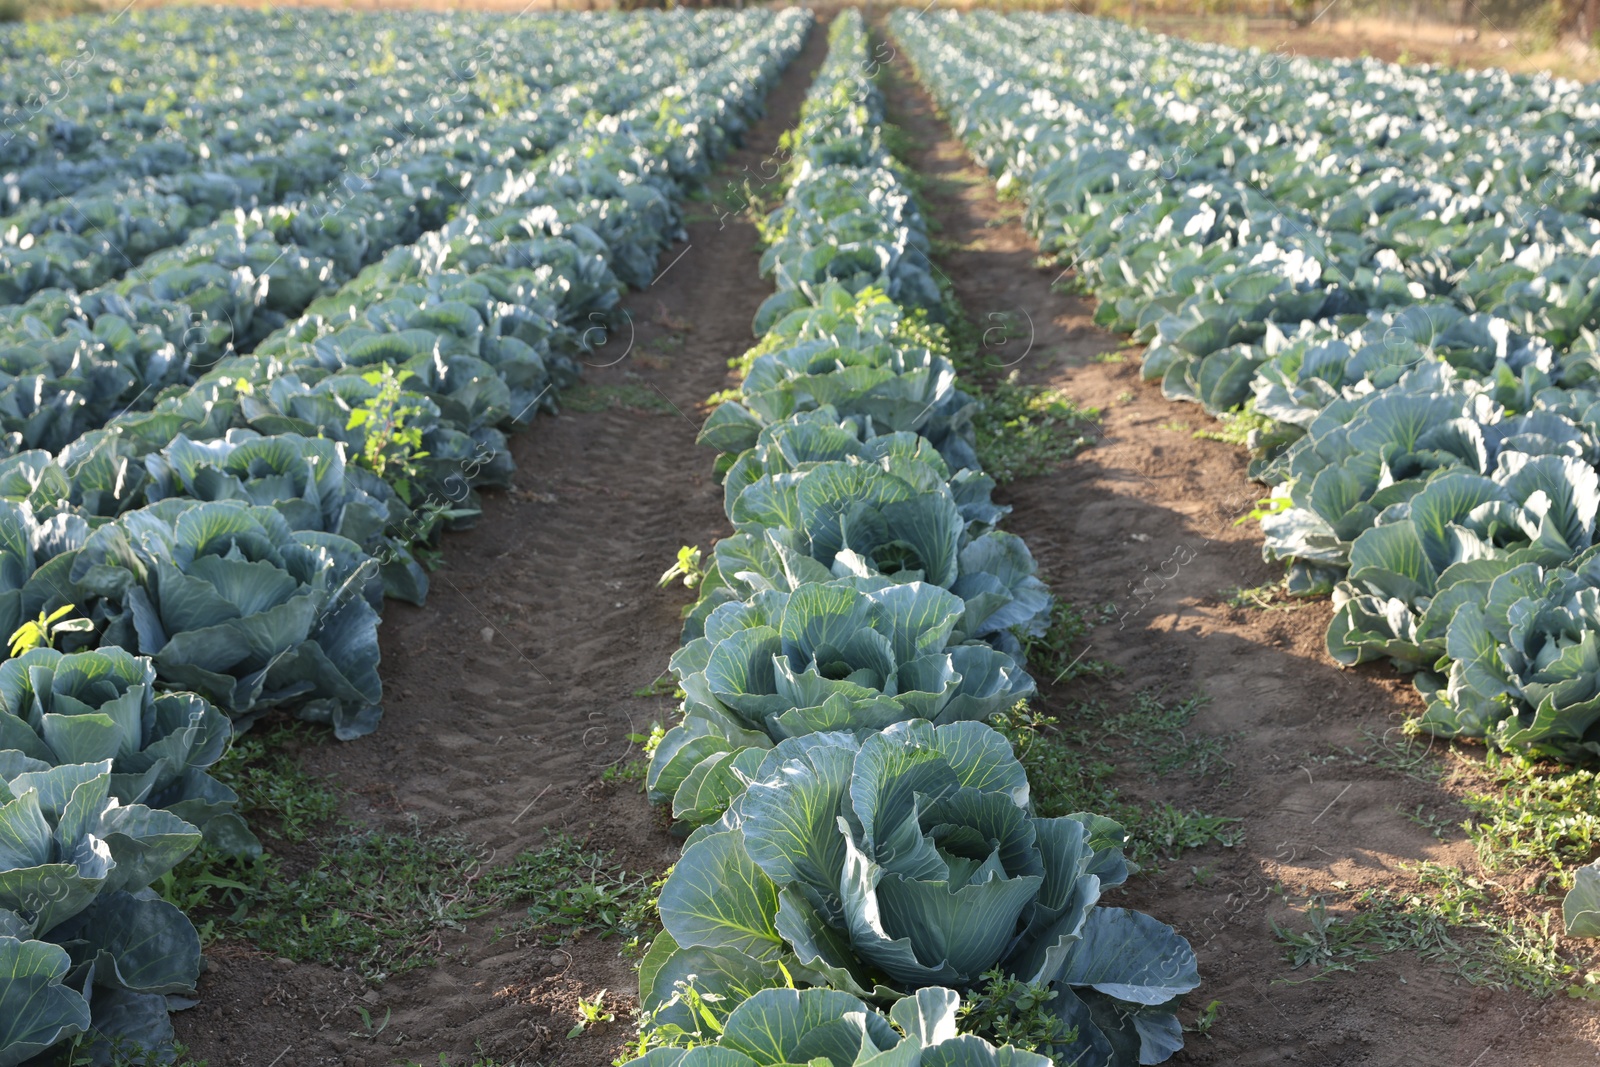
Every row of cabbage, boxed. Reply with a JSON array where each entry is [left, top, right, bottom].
[[0, 7, 589, 202], [889, 9, 1600, 764], [0, 13, 758, 461], [0, 11, 812, 1064], [888, 9, 1600, 938], [629, 15, 1199, 1067], [0, 11, 714, 304]]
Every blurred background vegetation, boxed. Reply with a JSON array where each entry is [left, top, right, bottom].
[[0, 0, 1593, 79]]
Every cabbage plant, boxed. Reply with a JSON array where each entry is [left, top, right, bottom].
[[648, 579, 1036, 824], [1567, 861, 1600, 937], [687, 419, 1046, 653], [143, 429, 428, 604], [1254, 365, 1598, 591], [630, 986, 1048, 1067], [702, 285, 978, 473], [0, 646, 254, 855], [1327, 455, 1600, 670], [0, 758, 203, 1065], [1417, 553, 1600, 759], [647, 721, 1199, 1067], [68, 499, 384, 739]]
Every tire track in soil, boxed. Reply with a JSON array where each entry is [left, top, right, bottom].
[[174, 23, 830, 1067], [873, 23, 1599, 1067]]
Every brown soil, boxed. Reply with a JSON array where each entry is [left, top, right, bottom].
[[873, 24, 1600, 1067], [171, 21, 831, 1067]]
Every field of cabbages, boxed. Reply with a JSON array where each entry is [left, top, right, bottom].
[[0, 5, 1597, 1066]]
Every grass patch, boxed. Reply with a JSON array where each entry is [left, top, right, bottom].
[[970, 373, 1097, 483], [559, 381, 675, 414], [1307, 728, 1446, 784], [1273, 863, 1588, 997], [1288, 733, 1600, 998], [992, 690, 1240, 865], [156, 723, 341, 939], [159, 726, 658, 981], [1461, 751, 1600, 887], [244, 825, 657, 981], [1015, 599, 1113, 684], [212, 723, 343, 842], [933, 290, 1099, 483]]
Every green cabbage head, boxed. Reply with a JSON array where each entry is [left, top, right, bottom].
[[0, 646, 256, 856], [648, 578, 1035, 826], [647, 721, 1199, 1067], [628, 986, 1048, 1067]]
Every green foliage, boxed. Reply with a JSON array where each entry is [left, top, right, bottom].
[[347, 366, 431, 506], [1185, 999, 1222, 1038], [1190, 401, 1272, 447], [658, 546, 706, 592], [569, 991, 616, 1038], [956, 969, 1077, 1054], [1273, 863, 1587, 996], [1016, 598, 1111, 683], [971, 374, 1097, 484], [212, 724, 343, 844], [1223, 580, 1292, 610], [155, 723, 339, 936], [240, 826, 656, 981], [69, 1038, 209, 1066], [6, 604, 93, 656], [993, 691, 1239, 864], [1462, 752, 1600, 880]]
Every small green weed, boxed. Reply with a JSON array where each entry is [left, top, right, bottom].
[[1184, 999, 1222, 1039], [1223, 580, 1292, 611], [568, 991, 617, 1038], [1191, 403, 1273, 448], [957, 969, 1077, 1054], [7, 603, 93, 656], [658, 545, 706, 592], [68, 1039, 208, 1066], [1461, 752, 1600, 882], [348, 365, 431, 504], [157, 723, 342, 935], [1142, 803, 1245, 860]]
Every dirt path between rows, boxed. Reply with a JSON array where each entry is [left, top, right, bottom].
[[173, 22, 829, 1067], [873, 23, 1599, 1067]]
